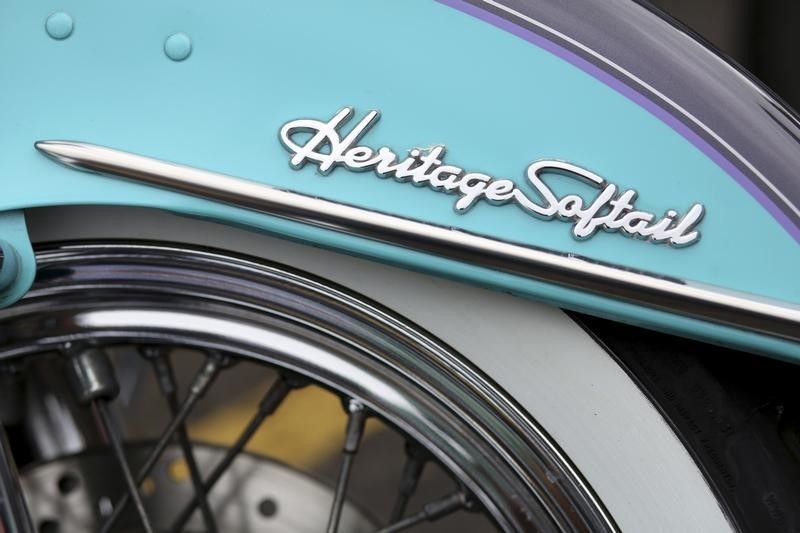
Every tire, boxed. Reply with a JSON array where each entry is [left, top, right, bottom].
[[12, 204, 735, 532], [580, 315, 800, 533]]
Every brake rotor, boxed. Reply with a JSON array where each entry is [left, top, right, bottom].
[[20, 442, 377, 532]]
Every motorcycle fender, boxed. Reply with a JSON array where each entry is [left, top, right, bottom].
[[1, 0, 798, 359]]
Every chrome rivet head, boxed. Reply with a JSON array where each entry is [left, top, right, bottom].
[[164, 32, 192, 62], [45, 12, 74, 40]]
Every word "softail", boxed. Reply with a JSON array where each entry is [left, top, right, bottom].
[[279, 107, 705, 247]]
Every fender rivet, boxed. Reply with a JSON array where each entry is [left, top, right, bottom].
[[45, 12, 74, 40], [164, 32, 192, 62]]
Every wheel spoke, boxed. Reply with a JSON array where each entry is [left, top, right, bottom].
[[376, 490, 470, 533], [0, 424, 34, 533], [100, 351, 227, 533], [389, 441, 429, 523], [326, 399, 368, 533], [64, 346, 155, 533], [95, 400, 155, 533], [142, 346, 217, 533], [169, 374, 295, 533]]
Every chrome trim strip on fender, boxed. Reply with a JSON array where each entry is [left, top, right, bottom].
[[34, 140, 800, 343]]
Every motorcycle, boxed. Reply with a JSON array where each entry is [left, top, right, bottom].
[[0, 1, 798, 531]]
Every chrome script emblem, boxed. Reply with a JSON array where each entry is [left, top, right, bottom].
[[280, 107, 705, 247]]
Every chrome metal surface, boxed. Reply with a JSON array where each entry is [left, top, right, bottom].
[[327, 399, 368, 533], [19, 443, 377, 533], [66, 348, 120, 404], [23, 206, 736, 532], [34, 140, 800, 343], [280, 108, 705, 246], [0, 243, 617, 532]]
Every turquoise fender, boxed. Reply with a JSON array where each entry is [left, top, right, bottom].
[[1, 1, 799, 359]]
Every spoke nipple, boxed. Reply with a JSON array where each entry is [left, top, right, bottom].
[[342, 398, 368, 454], [345, 397, 367, 415], [140, 346, 176, 396], [459, 489, 478, 512], [421, 490, 471, 521], [139, 345, 167, 360], [188, 353, 227, 396], [207, 350, 234, 368], [60, 340, 83, 357], [404, 439, 431, 462], [66, 347, 120, 404], [282, 370, 310, 389]]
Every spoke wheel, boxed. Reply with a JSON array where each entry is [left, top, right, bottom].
[[0, 242, 614, 532]]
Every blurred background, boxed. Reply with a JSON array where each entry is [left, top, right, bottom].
[[650, 0, 800, 110]]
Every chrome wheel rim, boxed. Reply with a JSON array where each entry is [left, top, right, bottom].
[[0, 242, 615, 532]]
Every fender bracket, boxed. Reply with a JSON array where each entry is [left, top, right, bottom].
[[0, 210, 35, 307]]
